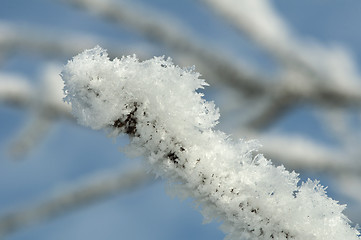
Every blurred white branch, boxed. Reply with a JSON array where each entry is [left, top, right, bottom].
[[60, 0, 269, 96], [0, 73, 34, 108], [256, 133, 360, 175], [336, 176, 361, 222], [0, 21, 151, 61], [0, 67, 72, 157], [200, 0, 361, 87], [245, 73, 361, 129], [0, 166, 153, 237], [0, 21, 96, 59], [201, 0, 361, 129], [0, 67, 71, 118]]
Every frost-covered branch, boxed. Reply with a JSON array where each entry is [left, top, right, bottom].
[[61, 46, 360, 240], [0, 166, 152, 237]]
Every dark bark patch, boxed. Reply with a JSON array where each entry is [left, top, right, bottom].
[[167, 152, 179, 164], [112, 103, 138, 136]]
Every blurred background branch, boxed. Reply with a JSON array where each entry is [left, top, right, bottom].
[[0, 166, 153, 237]]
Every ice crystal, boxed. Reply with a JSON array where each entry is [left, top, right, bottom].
[[62, 46, 360, 240]]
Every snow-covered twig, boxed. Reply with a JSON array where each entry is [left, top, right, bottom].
[[61, 46, 360, 239], [0, 166, 152, 237]]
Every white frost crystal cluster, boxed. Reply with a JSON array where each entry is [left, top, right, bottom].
[[62, 46, 360, 240]]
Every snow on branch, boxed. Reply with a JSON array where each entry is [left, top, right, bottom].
[[61, 46, 360, 239]]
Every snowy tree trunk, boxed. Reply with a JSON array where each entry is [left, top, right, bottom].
[[61, 46, 360, 240]]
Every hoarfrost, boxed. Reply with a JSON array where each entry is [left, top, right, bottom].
[[62, 46, 360, 240]]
